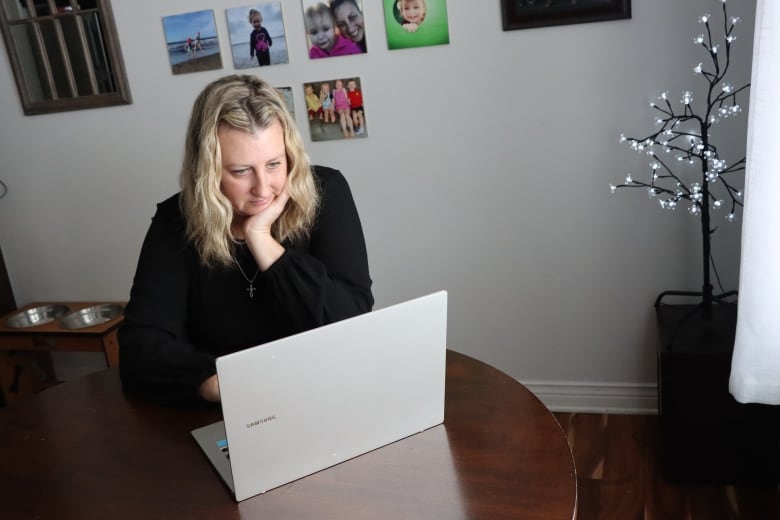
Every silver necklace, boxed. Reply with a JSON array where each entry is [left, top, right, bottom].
[[234, 259, 260, 298]]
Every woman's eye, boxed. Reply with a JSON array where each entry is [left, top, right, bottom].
[[267, 161, 282, 170], [231, 168, 250, 175]]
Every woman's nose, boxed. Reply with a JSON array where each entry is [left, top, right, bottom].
[[250, 171, 268, 194]]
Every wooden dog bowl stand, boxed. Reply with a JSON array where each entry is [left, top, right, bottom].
[[0, 301, 125, 367]]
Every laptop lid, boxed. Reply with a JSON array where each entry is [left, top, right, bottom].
[[192, 290, 448, 501]]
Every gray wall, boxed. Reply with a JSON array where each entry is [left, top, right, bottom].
[[0, 0, 755, 411]]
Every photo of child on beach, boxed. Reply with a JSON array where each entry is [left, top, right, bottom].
[[162, 10, 222, 75], [383, 0, 449, 50], [226, 3, 289, 69], [301, 0, 367, 60], [304, 77, 367, 142]]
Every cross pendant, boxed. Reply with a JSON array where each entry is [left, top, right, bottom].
[[246, 282, 256, 298]]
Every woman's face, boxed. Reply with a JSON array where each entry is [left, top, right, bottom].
[[218, 120, 288, 223], [334, 2, 364, 43]]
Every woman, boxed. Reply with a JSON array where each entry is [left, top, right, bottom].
[[332, 0, 367, 53], [119, 75, 373, 405]]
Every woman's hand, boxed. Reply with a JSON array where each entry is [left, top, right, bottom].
[[244, 188, 290, 237], [198, 374, 221, 402], [243, 189, 290, 271]]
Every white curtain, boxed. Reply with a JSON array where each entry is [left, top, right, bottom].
[[729, 0, 780, 404]]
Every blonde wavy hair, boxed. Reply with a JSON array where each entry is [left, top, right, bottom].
[[180, 74, 319, 268]]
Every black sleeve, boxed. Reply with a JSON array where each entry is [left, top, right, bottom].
[[118, 198, 215, 406], [249, 31, 256, 57], [264, 27, 273, 47], [262, 167, 373, 331]]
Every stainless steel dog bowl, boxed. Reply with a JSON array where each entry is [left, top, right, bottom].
[[5, 304, 70, 328], [59, 303, 124, 330]]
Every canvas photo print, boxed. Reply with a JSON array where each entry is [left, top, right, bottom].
[[301, 0, 367, 60], [384, 0, 449, 50], [162, 10, 222, 75], [276, 86, 295, 117], [226, 3, 290, 69], [304, 77, 366, 141]]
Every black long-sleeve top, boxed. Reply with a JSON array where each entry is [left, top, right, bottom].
[[118, 167, 373, 405]]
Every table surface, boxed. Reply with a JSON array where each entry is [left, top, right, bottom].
[[0, 350, 576, 520]]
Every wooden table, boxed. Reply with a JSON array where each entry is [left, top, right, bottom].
[[0, 350, 576, 519]]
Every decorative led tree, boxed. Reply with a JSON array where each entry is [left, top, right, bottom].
[[610, 0, 749, 320]]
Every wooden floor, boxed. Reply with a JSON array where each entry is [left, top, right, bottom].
[[554, 413, 780, 520]]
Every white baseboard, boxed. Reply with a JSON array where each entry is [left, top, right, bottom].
[[522, 380, 658, 415]]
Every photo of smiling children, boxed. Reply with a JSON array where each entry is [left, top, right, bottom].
[[383, 0, 449, 50], [301, 0, 364, 60], [226, 3, 289, 68], [305, 77, 367, 142]]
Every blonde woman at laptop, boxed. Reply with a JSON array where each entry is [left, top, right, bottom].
[[119, 75, 373, 405]]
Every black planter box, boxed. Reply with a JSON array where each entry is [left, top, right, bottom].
[[656, 302, 780, 485]]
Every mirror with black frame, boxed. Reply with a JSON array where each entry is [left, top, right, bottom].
[[0, 0, 131, 115]]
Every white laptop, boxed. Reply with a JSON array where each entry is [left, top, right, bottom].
[[191, 290, 447, 502]]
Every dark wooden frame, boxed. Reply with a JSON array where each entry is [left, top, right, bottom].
[[0, 0, 131, 115], [501, 0, 631, 31]]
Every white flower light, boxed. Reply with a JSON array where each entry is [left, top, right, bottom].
[[681, 91, 694, 104], [711, 158, 727, 171], [693, 63, 703, 74]]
